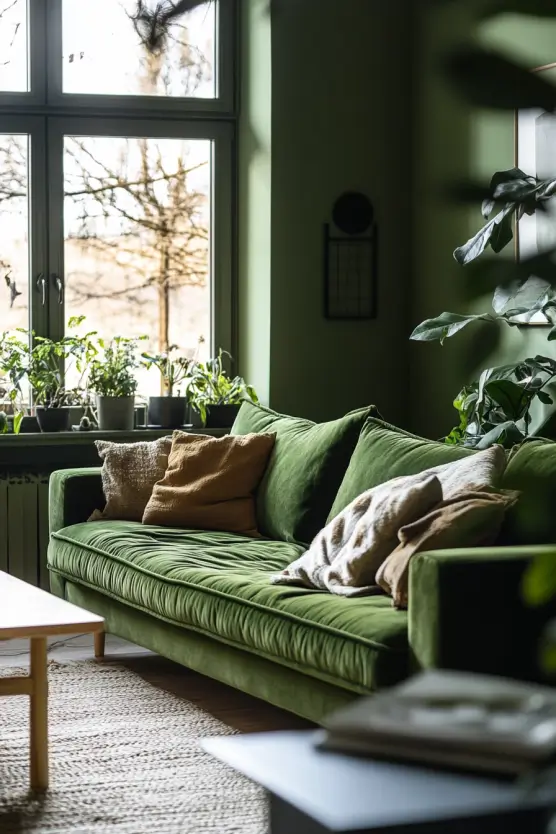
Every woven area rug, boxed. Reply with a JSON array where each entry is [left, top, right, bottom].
[[0, 660, 266, 833]]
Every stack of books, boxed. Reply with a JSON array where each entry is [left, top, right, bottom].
[[319, 670, 556, 777]]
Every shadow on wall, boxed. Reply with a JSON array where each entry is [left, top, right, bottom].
[[409, 0, 477, 440]]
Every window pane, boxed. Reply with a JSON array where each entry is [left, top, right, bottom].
[[0, 0, 28, 92], [63, 135, 211, 394], [0, 134, 29, 332], [62, 0, 215, 99]]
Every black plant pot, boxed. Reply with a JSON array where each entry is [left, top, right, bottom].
[[187, 405, 204, 428], [205, 404, 241, 429], [16, 415, 40, 433], [35, 406, 71, 433], [148, 396, 187, 429]]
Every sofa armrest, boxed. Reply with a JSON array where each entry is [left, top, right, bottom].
[[49, 468, 104, 534], [409, 546, 556, 683]]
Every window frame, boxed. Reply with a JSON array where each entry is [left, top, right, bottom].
[[0, 0, 237, 384], [45, 0, 236, 116], [46, 116, 234, 359], [0, 0, 47, 106], [0, 114, 48, 335]]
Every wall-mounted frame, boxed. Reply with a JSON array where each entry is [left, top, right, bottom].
[[323, 192, 378, 320], [515, 62, 556, 325]]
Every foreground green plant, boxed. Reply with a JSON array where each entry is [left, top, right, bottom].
[[446, 357, 556, 449], [411, 168, 556, 448]]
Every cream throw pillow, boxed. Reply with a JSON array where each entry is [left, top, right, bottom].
[[271, 472, 443, 595], [271, 445, 508, 596], [426, 443, 506, 498], [94, 436, 172, 522]]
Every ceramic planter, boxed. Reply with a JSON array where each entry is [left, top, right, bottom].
[[204, 404, 241, 429], [148, 396, 187, 429], [96, 396, 135, 431], [35, 406, 71, 433]]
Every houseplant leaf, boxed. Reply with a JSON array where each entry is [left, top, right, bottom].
[[489, 212, 514, 254], [537, 390, 553, 406], [475, 421, 525, 450], [454, 204, 516, 265], [410, 312, 494, 344], [483, 379, 529, 420]]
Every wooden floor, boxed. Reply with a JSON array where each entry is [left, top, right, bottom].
[[0, 633, 313, 733]]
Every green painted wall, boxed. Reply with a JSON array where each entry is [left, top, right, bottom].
[[238, 0, 272, 405], [410, 2, 478, 439], [411, 5, 556, 438], [239, 0, 415, 424]]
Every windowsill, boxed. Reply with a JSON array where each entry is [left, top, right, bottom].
[[0, 427, 229, 469], [0, 427, 227, 446]]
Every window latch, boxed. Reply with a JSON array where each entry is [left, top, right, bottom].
[[36, 273, 47, 306], [53, 273, 64, 305]]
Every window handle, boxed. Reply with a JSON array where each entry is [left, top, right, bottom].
[[36, 273, 47, 306], [53, 273, 64, 305]]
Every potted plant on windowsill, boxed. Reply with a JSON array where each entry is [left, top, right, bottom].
[[0, 316, 97, 433], [89, 336, 146, 431], [141, 346, 195, 429], [186, 349, 259, 428]]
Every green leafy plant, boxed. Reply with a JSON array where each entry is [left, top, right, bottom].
[[141, 346, 195, 396], [410, 169, 556, 448], [0, 316, 97, 433], [445, 357, 556, 449], [89, 336, 147, 398], [186, 349, 258, 424]]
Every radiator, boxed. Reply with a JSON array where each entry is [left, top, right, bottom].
[[0, 474, 51, 590]]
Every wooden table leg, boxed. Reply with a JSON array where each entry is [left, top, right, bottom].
[[94, 630, 105, 659], [30, 637, 48, 791]]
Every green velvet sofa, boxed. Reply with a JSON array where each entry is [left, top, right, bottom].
[[47, 405, 556, 724]]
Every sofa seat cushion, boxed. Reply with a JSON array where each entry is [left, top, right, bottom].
[[48, 522, 409, 693]]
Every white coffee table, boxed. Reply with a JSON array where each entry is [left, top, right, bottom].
[[0, 570, 104, 791]]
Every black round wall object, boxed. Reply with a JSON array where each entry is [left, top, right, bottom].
[[332, 192, 374, 235]]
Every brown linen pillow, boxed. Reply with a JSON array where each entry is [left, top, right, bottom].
[[376, 489, 519, 610], [142, 431, 276, 536], [95, 436, 173, 522]]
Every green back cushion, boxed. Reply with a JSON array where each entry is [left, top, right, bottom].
[[329, 418, 475, 520], [231, 402, 375, 544], [501, 439, 556, 544]]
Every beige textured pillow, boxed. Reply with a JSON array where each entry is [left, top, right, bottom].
[[271, 472, 443, 595], [143, 431, 276, 536], [376, 489, 520, 609], [427, 444, 507, 499], [94, 436, 172, 522]]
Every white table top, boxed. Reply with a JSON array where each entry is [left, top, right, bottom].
[[0, 571, 104, 639], [203, 731, 548, 832]]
